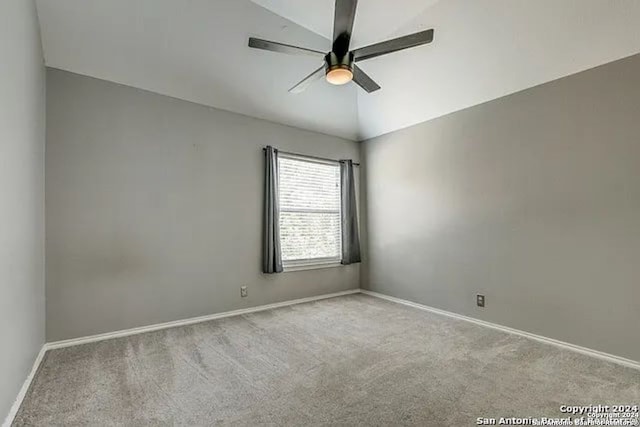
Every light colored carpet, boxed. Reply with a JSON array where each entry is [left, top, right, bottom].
[[14, 294, 639, 426]]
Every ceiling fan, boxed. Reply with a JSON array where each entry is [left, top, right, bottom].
[[248, 0, 434, 93]]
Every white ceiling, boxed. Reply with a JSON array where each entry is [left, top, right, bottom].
[[37, 0, 640, 141], [251, 0, 440, 48], [355, 0, 640, 139], [36, 0, 358, 139]]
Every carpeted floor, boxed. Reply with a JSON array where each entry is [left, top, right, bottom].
[[14, 294, 640, 426]]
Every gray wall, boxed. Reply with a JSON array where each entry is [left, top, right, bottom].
[[46, 69, 360, 341], [362, 54, 640, 362], [0, 0, 46, 419]]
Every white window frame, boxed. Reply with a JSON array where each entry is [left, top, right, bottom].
[[278, 153, 343, 271]]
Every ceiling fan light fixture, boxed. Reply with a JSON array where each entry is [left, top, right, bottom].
[[326, 66, 353, 85], [248, 0, 435, 94]]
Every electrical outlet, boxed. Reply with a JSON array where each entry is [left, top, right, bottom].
[[476, 294, 485, 307], [240, 286, 248, 298]]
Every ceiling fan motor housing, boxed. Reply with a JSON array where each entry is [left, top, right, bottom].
[[325, 51, 354, 74]]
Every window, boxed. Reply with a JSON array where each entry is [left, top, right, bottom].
[[278, 154, 341, 269]]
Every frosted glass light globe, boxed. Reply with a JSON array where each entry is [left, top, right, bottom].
[[326, 68, 353, 85]]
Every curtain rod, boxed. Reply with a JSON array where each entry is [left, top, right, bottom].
[[263, 147, 360, 167]]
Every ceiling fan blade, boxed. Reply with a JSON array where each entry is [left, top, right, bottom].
[[248, 37, 325, 58], [352, 65, 381, 93], [352, 29, 434, 62], [332, 0, 358, 54], [289, 65, 326, 93]]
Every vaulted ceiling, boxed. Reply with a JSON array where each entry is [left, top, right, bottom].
[[37, 0, 640, 141]]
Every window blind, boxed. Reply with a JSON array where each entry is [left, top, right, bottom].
[[278, 155, 341, 265]]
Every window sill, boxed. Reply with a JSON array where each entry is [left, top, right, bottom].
[[283, 262, 343, 273]]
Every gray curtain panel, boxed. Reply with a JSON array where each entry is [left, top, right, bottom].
[[263, 146, 283, 273], [340, 160, 361, 265]]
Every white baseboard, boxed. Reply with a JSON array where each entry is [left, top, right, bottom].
[[46, 289, 360, 350], [360, 289, 640, 371], [2, 345, 47, 427]]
